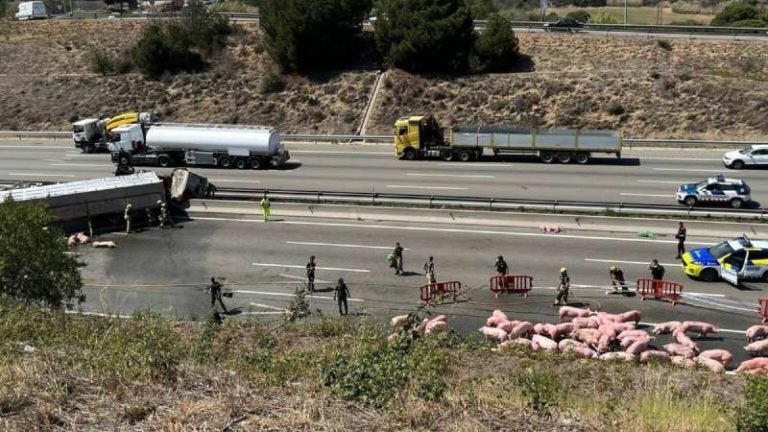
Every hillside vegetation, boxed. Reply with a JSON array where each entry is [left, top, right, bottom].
[[0, 20, 767, 138], [0, 298, 761, 431]]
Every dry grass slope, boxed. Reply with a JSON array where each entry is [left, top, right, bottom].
[[0, 21, 767, 139]]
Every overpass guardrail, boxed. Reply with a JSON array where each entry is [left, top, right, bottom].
[[0, 130, 765, 148]]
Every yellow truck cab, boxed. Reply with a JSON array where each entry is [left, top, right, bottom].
[[682, 235, 768, 283], [394, 115, 454, 161]]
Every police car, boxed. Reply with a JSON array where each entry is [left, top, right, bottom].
[[676, 176, 751, 208], [682, 235, 768, 283]]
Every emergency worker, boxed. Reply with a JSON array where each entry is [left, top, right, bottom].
[[554, 267, 570, 306], [334, 278, 351, 316]]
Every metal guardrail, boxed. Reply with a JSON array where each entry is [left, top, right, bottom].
[[211, 187, 768, 220], [0, 130, 764, 148]]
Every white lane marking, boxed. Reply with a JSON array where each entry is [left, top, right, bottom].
[[289, 150, 389, 155], [193, 216, 712, 246], [233, 289, 363, 302], [252, 262, 370, 273], [249, 302, 288, 312], [386, 185, 468, 190], [619, 193, 673, 198], [639, 321, 746, 335], [637, 180, 687, 184], [652, 168, 725, 173], [209, 178, 262, 184], [533, 284, 727, 298], [65, 310, 132, 319], [683, 294, 758, 313], [0, 145, 69, 149], [48, 163, 113, 167], [586, 258, 680, 267], [448, 163, 514, 168], [641, 157, 721, 161], [8, 172, 74, 177], [279, 273, 332, 284], [286, 241, 408, 251], [406, 173, 495, 179]]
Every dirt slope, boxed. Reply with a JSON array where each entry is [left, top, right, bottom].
[[0, 20, 767, 139]]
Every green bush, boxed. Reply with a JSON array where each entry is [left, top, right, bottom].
[[260, 0, 373, 72], [730, 19, 768, 28], [86, 47, 116, 76], [589, 9, 618, 24], [737, 376, 768, 432], [657, 39, 672, 51], [474, 13, 520, 72], [515, 367, 561, 418], [711, 3, 759, 26], [604, 101, 625, 115], [566, 10, 591, 23], [375, 0, 475, 73], [469, 0, 498, 19]]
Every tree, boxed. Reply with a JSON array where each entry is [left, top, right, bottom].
[[0, 199, 83, 307], [376, 0, 475, 73], [260, 0, 373, 72], [474, 14, 519, 72], [468, 0, 498, 19], [711, 3, 759, 26]]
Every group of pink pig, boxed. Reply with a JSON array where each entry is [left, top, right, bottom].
[[388, 314, 448, 341], [477, 306, 768, 375]]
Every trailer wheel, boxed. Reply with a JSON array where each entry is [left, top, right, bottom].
[[457, 150, 473, 162], [440, 150, 454, 161], [218, 155, 232, 169], [540, 151, 555, 164], [158, 155, 171, 168], [248, 158, 263, 170], [557, 152, 573, 164], [575, 152, 590, 164], [234, 158, 247, 170], [83, 144, 95, 154]]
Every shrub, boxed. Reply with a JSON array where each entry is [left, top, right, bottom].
[[710, 2, 759, 26], [657, 39, 672, 51], [566, 10, 592, 22], [260, 66, 286, 94], [604, 101, 625, 115], [474, 14, 520, 72], [737, 376, 768, 432], [260, 0, 373, 71], [515, 367, 561, 418], [589, 8, 618, 23], [730, 19, 768, 27], [375, 0, 475, 73], [85, 47, 116, 76], [469, 0, 498, 19]]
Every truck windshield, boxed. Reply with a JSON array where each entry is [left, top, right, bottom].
[[73, 125, 84, 133], [708, 241, 735, 259]]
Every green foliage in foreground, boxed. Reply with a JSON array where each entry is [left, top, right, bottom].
[[737, 375, 768, 432]]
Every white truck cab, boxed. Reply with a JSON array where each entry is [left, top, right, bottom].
[[15, 1, 47, 20], [108, 124, 146, 154]]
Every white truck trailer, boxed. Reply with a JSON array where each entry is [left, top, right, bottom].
[[109, 123, 289, 169], [15, 1, 47, 20]]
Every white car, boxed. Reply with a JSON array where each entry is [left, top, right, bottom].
[[723, 145, 768, 169]]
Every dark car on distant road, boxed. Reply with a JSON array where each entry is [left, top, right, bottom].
[[543, 18, 585, 33]]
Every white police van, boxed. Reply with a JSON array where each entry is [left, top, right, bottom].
[[676, 175, 751, 208]]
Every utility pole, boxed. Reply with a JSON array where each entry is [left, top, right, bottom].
[[624, 0, 628, 25]]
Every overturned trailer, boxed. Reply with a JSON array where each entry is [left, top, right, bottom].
[[0, 173, 166, 222]]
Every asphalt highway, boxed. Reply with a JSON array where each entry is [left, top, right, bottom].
[[1, 140, 766, 206], [73, 212, 764, 366]]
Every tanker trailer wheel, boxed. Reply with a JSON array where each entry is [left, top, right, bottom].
[[540, 151, 555, 164], [557, 152, 573, 164], [248, 157, 263, 170], [158, 155, 172, 168], [575, 152, 590, 164], [234, 158, 247, 170], [218, 155, 232, 169]]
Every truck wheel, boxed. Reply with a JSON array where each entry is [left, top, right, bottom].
[[457, 150, 472, 162], [402, 148, 416, 161], [234, 158, 247, 170], [83, 144, 95, 154], [248, 158, 263, 170], [683, 196, 697, 207], [730, 198, 743, 209], [440, 150, 454, 161], [699, 268, 718, 282], [158, 155, 171, 168], [218, 156, 232, 168], [557, 152, 573, 164], [540, 151, 555, 164], [575, 152, 589, 164]]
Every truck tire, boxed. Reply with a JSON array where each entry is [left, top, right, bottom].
[[557, 152, 573, 164], [402, 148, 416, 161], [540, 151, 555, 164], [218, 155, 232, 169], [234, 157, 247, 170], [83, 143, 95, 154], [457, 150, 472, 162], [440, 150, 454, 161], [248, 157, 263, 170], [158, 155, 172, 168], [575, 152, 590, 164]]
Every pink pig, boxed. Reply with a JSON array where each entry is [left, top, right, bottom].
[[532, 334, 558, 351], [696, 356, 725, 373], [651, 321, 682, 335], [698, 349, 733, 366], [745, 339, 768, 357], [640, 350, 671, 363], [615, 310, 642, 325], [626, 338, 650, 356], [479, 326, 508, 342], [677, 321, 718, 337], [508, 322, 534, 339], [736, 357, 768, 374], [746, 325, 768, 343], [664, 343, 697, 359]]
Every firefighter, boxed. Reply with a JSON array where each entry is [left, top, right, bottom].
[[675, 222, 687, 259], [393, 242, 404, 275], [123, 203, 133, 234], [608, 266, 628, 294], [260, 193, 271, 222], [495, 255, 509, 288], [334, 277, 351, 316], [554, 267, 570, 306], [423, 256, 436, 284], [649, 259, 665, 281], [306, 256, 316, 292], [208, 277, 227, 313]]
